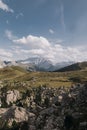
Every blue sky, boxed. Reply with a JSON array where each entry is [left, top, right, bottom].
[[0, 0, 87, 63]]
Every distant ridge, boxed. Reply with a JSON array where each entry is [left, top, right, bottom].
[[55, 61, 87, 72]]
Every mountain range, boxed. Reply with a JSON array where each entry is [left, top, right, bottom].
[[0, 56, 74, 71]]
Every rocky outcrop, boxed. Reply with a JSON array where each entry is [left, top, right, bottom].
[[6, 90, 20, 105], [0, 106, 35, 127], [0, 83, 87, 130]]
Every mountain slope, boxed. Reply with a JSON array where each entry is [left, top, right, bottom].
[[17, 57, 74, 71], [17, 57, 55, 71], [0, 66, 26, 80], [56, 61, 87, 72]]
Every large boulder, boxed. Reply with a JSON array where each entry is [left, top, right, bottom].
[[35, 106, 63, 130], [0, 106, 35, 127], [6, 90, 20, 105]]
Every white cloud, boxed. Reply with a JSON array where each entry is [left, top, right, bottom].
[[0, 49, 12, 57], [12, 44, 87, 63], [5, 31, 87, 63], [0, 0, 14, 13], [0, 48, 13, 61], [13, 35, 50, 49], [21, 49, 44, 55], [49, 29, 54, 34]]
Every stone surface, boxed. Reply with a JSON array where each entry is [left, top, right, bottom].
[[6, 90, 20, 105], [0, 83, 87, 129]]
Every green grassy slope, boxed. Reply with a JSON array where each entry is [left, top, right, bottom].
[[0, 65, 87, 89], [0, 66, 27, 80]]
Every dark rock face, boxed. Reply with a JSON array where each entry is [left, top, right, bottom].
[[0, 83, 87, 130]]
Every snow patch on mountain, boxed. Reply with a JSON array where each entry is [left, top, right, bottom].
[[0, 56, 75, 71]]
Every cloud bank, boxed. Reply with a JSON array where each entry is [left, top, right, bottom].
[[0, 48, 13, 61], [5, 31, 87, 63]]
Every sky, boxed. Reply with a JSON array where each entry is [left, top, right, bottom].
[[0, 0, 87, 63]]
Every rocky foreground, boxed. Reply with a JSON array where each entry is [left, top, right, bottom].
[[0, 83, 87, 130]]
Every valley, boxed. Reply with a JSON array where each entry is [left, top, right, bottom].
[[0, 63, 87, 89], [0, 61, 87, 130]]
